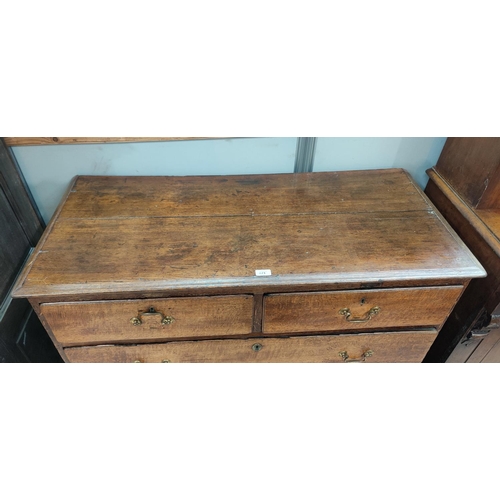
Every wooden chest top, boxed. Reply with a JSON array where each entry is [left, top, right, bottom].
[[12, 169, 485, 300]]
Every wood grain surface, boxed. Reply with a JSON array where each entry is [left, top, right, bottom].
[[424, 169, 500, 361], [14, 210, 484, 298], [263, 286, 463, 333], [10, 168, 486, 363], [12, 170, 484, 299], [427, 169, 500, 257], [480, 335, 500, 362], [3, 137, 224, 146], [462, 329, 500, 363], [41, 295, 253, 346], [63, 330, 438, 363], [474, 209, 500, 240], [434, 137, 500, 208], [446, 329, 500, 363], [59, 170, 430, 218]]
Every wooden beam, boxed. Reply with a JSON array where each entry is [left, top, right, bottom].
[[3, 137, 229, 147]]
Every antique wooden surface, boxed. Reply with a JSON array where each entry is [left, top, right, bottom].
[[426, 169, 500, 257], [41, 295, 253, 346], [59, 170, 429, 218], [12, 170, 484, 300], [433, 137, 500, 208], [423, 171, 500, 361], [474, 210, 500, 238], [263, 286, 463, 334], [2, 137, 223, 147], [423, 140, 500, 362], [11, 169, 486, 363], [64, 330, 438, 363]]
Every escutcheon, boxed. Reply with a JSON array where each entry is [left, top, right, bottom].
[[130, 306, 175, 326]]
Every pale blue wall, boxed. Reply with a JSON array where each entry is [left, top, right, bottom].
[[12, 137, 447, 224], [314, 138, 447, 188], [13, 138, 297, 223]]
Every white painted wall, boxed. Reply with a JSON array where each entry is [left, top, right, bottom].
[[12, 137, 446, 224]]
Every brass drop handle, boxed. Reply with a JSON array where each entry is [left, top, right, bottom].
[[339, 306, 380, 323], [338, 350, 373, 362], [134, 359, 170, 363], [130, 307, 175, 326]]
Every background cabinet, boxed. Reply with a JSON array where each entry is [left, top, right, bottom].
[[0, 139, 62, 362], [423, 138, 500, 362]]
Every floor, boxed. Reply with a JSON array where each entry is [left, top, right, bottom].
[[446, 328, 500, 363]]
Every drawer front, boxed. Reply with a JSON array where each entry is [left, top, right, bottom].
[[41, 295, 253, 345], [263, 286, 463, 334], [64, 330, 438, 363]]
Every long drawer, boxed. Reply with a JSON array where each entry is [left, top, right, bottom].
[[263, 286, 463, 334], [41, 295, 254, 345], [64, 330, 438, 363]]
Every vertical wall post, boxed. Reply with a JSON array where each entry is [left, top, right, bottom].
[[294, 137, 317, 173]]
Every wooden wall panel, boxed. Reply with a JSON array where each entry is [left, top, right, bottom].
[[434, 138, 500, 208], [3, 137, 227, 146]]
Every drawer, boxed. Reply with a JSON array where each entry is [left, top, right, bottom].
[[41, 295, 253, 345], [263, 286, 463, 334], [64, 330, 438, 363]]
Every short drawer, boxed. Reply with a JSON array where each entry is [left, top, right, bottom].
[[41, 295, 254, 345], [64, 330, 438, 363], [263, 286, 463, 334]]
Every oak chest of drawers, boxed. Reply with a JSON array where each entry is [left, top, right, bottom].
[[12, 169, 485, 362]]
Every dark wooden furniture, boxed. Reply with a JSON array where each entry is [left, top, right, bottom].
[[12, 169, 484, 362], [423, 138, 500, 362], [0, 139, 62, 362]]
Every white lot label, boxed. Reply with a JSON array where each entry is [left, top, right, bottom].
[[255, 269, 272, 276]]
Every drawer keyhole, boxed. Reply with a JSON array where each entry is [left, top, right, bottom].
[[252, 343, 263, 352]]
